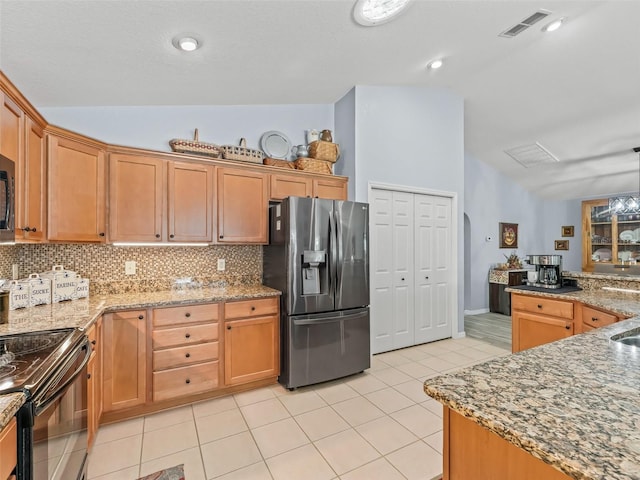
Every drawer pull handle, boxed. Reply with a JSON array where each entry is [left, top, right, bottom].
[[138, 315, 144, 320], [185, 333, 191, 339], [170, 234, 175, 239], [219, 235, 224, 239], [91, 340, 96, 345], [401, 277, 405, 281], [185, 353, 191, 358], [185, 312, 191, 318], [155, 234, 161, 238], [251, 306, 256, 311], [99, 232, 105, 237], [227, 325, 231, 330], [185, 379, 191, 384], [592, 317, 598, 321], [537, 304, 542, 309], [565, 325, 571, 330]]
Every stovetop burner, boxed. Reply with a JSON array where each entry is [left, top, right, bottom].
[[0, 328, 77, 394]]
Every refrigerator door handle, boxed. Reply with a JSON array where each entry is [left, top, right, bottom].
[[293, 310, 369, 326], [334, 207, 343, 302], [329, 208, 338, 302]]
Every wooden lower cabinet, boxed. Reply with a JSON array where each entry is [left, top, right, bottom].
[[511, 293, 574, 353], [87, 317, 102, 451], [580, 304, 620, 332], [444, 408, 572, 480], [224, 298, 279, 386], [0, 418, 16, 480], [102, 310, 147, 412]]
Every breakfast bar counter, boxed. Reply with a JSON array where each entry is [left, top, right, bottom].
[[424, 317, 640, 480]]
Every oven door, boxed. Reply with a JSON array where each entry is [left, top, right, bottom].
[[18, 338, 91, 480]]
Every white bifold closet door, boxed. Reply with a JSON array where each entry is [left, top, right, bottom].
[[371, 188, 452, 354]]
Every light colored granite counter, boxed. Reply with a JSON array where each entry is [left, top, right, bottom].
[[424, 318, 640, 480], [0, 284, 281, 431]]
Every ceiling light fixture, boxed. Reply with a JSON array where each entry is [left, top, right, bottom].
[[353, 0, 413, 26], [609, 147, 640, 215], [542, 17, 566, 33], [172, 35, 201, 52], [427, 59, 443, 70]]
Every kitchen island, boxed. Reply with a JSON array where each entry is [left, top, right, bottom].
[[425, 295, 640, 479]]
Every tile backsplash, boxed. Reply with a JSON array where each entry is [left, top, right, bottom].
[[0, 244, 263, 294]]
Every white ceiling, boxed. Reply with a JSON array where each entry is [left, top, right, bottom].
[[1, 0, 639, 200]]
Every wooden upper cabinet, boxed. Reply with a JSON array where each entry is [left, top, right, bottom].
[[109, 153, 165, 243], [269, 173, 313, 201], [313, 176, 348, 200], [48, 132, 106, 242], [0, 92, 23, 163], [17, 116, 46, 242], [168, 161, 214, 243], [217, 167, 268, 244]]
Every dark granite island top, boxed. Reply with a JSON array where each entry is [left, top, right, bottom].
[[424, 318, 640, 480]]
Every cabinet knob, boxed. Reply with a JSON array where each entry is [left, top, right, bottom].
[[401, 277, 405, 281], [185, 312, 191, 318], [91, 339, 96, 345], [185, 353, 191, 358], [21, 226, 30, 232], [227, 325, 231, 330], [87, 373, 91, 380], [251, 306, 256, 311], [155, 234, 161, 238], [592, 317, 598, 321], [425, 276, 429, 280], [219, 235, 224, 239], [185, 379, 191, 384], [185, 333, 191, 339], [31, 227, 36, 232], [170, 234, 175, 239], [565, 325, 571, 330], [99, 232, 105, 237], [138, 315, 144, 320], [537, 304, 542, 309]]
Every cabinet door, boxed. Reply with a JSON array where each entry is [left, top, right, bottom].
[[224, 315, 279, 385], [109, 153, 165, 242], [582, 199, 612, 271], [313, 177, 347, 200], [18, 116, 46, 242], [48, 134, 106, 241], [102, 310, 147, 411], [512, 312, 573, 353], [0, 93, 23, 162], [581, 305, 617, 330], [87, 351, 97, 450], [168, 161, 214, 242], [216, 167, 268, 244], [269, 173, 312, 201]]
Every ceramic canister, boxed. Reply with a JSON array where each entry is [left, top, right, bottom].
[[27, 273, 52, 306], [306, 129, 319, 144], [8, 280, 30, 310], [76, 275, 90, 299], [40, 265, 78, 303]]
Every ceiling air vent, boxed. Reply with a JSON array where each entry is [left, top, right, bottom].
[[504, 142, 559, 168], [499, 10, 551, 38]]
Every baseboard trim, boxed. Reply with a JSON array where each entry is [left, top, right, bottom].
[[464, 308, 490, 315], [452, 331, 466, 339]]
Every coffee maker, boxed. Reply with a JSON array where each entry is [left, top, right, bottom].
[[525, 255, 562, 289]]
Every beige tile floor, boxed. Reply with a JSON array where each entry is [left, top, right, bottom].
[[87, 336, 509, 480]]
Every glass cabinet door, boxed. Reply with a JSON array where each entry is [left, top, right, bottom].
[[588, 201, 612, 264], [614, 212, 640, 263]]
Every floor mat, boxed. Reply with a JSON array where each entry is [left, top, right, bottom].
[[137, 464, 185, 480]]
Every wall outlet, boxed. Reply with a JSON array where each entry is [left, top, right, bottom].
[[11, 264, 18, 280], [217, 258, 226, 271], [125, 261, 137, 275]]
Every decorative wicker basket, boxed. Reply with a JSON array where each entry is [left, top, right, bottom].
[[294, 158, 333, 175], [308, 140, 339, 163], [263, 158, 296, 169], [169, 129, 222, 158], [220, 138, 264, 164]]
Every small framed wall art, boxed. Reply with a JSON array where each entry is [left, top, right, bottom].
[[561, 226, 574, 237], [555, 240, 569, 250], [499, 222, 518, 248]]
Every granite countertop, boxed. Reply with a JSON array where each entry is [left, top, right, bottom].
[[0, 284, 281, 432]]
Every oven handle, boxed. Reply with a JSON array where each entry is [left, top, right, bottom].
[[34, 337, 91, 414]]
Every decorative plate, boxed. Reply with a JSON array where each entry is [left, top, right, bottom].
[[619, 230, 635, 241], [260, 131, 291, 159]]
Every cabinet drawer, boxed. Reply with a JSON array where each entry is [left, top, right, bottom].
[[225, 297, 278, 319], [511, 294, 573, 320], [582, 305, 617, 329], [153, 361, 218, 402], [153, 323, 218, 349], [153, 303, 219, 327], [0, 418, 16, 480], [153, 342, 219, 371]]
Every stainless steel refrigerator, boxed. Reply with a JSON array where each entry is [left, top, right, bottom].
[[263, 197, 370, 389]]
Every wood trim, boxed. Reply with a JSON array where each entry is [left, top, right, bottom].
[[44, 124, 107, 149], [0, 417, 16, 480], [0, 70, 47, 126]]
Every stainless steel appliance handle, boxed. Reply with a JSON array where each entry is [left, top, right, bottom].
[[293, 310, 368, 326], [34, 337, 91, 414], [329, 209, 338, 298], [335, 206, 343, 300]]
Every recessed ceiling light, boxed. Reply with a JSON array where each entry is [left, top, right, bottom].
[[542, 17, 566, 33], [353, 0, 413, 26], [172, 35, 201, 52], [427, 59, 443, 70]]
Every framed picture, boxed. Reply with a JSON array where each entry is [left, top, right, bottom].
[[561, 226, 574, 237], [499, 222, 518, 248], [555, 240, 569, 250]]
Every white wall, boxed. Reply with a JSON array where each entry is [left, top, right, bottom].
[[334, 88, 356, 200], [334, 86, 465, 334], [39, 104, 334, 156], [464, 153, 582, 312]]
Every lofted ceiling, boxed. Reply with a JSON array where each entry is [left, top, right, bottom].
[[0, 0, 638, 200]]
